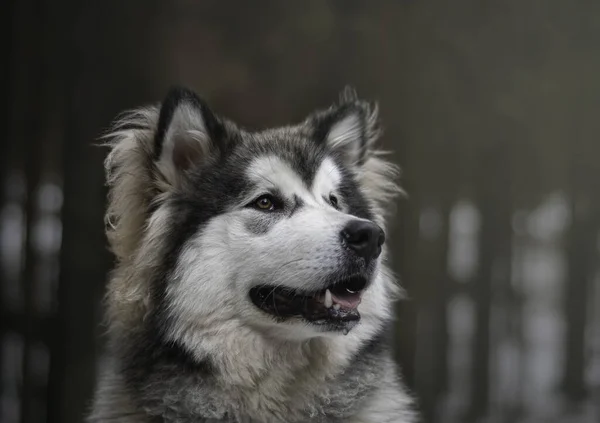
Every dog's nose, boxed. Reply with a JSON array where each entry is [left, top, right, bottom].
[[341, 220, 385, 261]]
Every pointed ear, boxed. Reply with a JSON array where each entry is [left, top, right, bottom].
[[312, 87, 381, 166], [154, 86, 224, 185]]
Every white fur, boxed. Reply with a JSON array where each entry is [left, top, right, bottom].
[[326, 112, 364, 163], [313, 157, 342, 203], [158, 102, 212, 185], [93, 90, 413, 422], [165, 155, 396, 386]]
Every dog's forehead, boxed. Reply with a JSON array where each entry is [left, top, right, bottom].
[[234, 126, 345, 197], [239, 126, 325, 179], [246, 154, 342, 199]]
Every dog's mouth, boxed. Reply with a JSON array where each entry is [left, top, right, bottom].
[[249, 275, 369, 332]]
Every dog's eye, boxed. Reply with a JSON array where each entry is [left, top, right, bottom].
[[329, 194, 339, 209], [252, 195, 278, 211]]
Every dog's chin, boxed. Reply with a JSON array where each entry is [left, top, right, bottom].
[[248, 274, 369, 335]]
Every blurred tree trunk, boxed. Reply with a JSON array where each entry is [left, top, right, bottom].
[[562, 161, 594, 402], [469, 160, 493, 421], [393, 154, 420, 392], [469, 136, 512, 421], [45, 1, 101, 422], [432, 133, 459, 403], [560, 85, 599, 403], [433, 200, 452, 398], [0, 0, 16, 414], [19, 99, 43, 423], [562, 199, 591, 401], [7, 0, 46, 421], [413, 130, 456, 422], [412, 199, 452, 423]]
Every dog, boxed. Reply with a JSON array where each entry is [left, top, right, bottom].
[[88, 86, 415, 422]]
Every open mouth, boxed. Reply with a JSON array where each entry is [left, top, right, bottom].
[[249, 275, 369, 332]]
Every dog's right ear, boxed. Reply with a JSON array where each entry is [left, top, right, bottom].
[[154, 86, 224, 186]]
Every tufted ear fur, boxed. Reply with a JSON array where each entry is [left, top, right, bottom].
[[311, 87, 381, 166], [309, 88, 403, 223], [154, 87, 224, 187]]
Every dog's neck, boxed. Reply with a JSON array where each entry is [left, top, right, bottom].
[[167, 315, 364, 387], [110, 318, 379, 422]]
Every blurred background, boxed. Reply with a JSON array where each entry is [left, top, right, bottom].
[[2, 1, 600, 422]]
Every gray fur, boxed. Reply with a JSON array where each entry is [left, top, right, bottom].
[[89, 87, 416, 423]]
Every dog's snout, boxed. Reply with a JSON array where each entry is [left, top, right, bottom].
[[341, 220, 385, 261]]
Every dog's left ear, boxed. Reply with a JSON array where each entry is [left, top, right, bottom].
[[154, 86, 224, 186], [312, 87, 381, 166]]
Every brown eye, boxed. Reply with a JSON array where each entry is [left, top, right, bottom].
[[329, 194, 339, 208], [254, 195, 275, 211]]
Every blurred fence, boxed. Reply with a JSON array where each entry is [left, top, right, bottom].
[[2, 1, 599, 422]]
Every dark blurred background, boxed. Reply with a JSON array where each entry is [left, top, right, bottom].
[[2, 1, 600, 422]]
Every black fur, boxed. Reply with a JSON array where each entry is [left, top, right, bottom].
[[153, 86, 225, 160], [122, 91, 379, 391], [92, 87, 412, 422]]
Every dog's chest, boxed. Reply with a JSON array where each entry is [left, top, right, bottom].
[[155, 368, 375, 423]]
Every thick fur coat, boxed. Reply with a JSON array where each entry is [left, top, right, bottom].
[[88, 87, 415, 422]]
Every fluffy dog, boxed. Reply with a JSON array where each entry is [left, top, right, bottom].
[[88, 87, 415, 423]]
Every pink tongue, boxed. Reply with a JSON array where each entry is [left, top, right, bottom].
[[331, 292, 362, 309]]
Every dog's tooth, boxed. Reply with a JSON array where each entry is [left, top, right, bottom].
[[324, 289, 333, 308], [333, 303, 341, 311]]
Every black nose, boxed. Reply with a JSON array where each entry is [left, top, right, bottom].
[[341, 220, 385, 261]]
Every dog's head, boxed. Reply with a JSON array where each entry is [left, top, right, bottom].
[[104, 87, 401, 342]]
